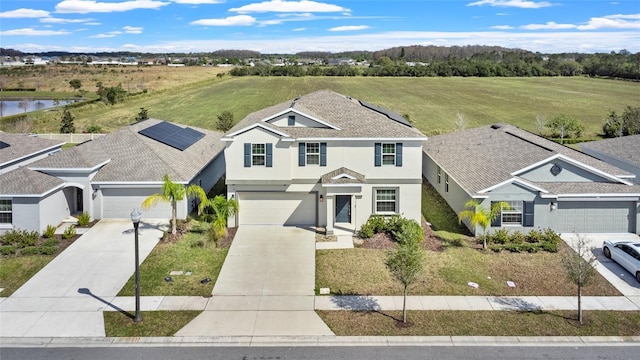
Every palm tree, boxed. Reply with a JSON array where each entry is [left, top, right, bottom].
[[458, 199, 510, 249], [141, 174, 207, 235], [202, 195, 239, 238]]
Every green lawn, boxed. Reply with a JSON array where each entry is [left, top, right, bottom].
[[118, 220, 228, 297], [15, 76, 640, 135], [317, 310, 640, 336], [0, 256, 54, 296], [104, 310, 200, 337]]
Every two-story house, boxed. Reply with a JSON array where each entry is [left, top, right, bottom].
[[223, 90, 427, 234]]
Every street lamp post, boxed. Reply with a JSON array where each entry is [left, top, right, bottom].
[[130, 208, 142, 323]]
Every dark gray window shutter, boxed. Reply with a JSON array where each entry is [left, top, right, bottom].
[[491, 202, 501, 227], [523, 201, 534, 227], [395, 143, 403, 167], [288, 115, 295, 126], [374, 143, 381, 167], [298, 143, 306, 166], [266, 143, 273, 167], [320, 142, 327, 167], [244, 143, 251, 167]]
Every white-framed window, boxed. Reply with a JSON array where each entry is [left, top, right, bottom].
[[306, 142, 320, 165], [501, 201, 522, 225], [445, 173, 449, 193], [382, 143, 396, 165], [0, 200, 12, 224], [375, 189, 397, 213], [251, 143, 265, 166], [437, 166, 441, 184]]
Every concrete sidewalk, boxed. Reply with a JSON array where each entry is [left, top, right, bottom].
[[0, 220, 166, 338]]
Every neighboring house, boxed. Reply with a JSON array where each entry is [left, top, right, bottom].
[[223, 90, 426, 234], [0, 119, 225, 233], [0, 133, 65, 233], [579, 135, 640, 185], [423, 124, 640, 235]]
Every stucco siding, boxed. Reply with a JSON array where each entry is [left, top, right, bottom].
[[39, 190, 71, 232], [225, 128, 292, 182], [8, 198, 41, 233], [519, 159, 613, 183], [190, 152, 225, 193]]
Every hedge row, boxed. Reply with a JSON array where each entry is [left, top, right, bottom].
[[487, 228, 561, 253]]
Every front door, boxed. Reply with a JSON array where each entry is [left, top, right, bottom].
[[76, 188, 83, 213], [335, 195, 351, 223]]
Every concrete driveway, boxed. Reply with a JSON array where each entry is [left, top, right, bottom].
[[176, 226, 333, 337], [561, 233, 640, 297], [0, 220, 165, 337]]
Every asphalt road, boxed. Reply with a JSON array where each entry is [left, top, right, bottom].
[[2, 346, 638, 360]]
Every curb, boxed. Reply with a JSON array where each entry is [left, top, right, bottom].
[[3, 336, 640, 348]]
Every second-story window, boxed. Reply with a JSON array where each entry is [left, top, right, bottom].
[[306, 143, 320, 165], [382, 143, 396, 165], [252, 144, 265, 166]]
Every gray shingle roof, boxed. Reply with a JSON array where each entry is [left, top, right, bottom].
[[29, 119, 224, 183], [0, 167, 64, 195], [227, 90, 425, 139], [424, 124, 636, 196], [321, 167, 366, 185], [0, 133, 63, 167], [579, 135, 640, 168]]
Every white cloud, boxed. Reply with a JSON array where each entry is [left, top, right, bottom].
[[85, 22, 102, 25], [577, 14, 640, 30], [491, 25, 514, 29], [467, 0, 553, 9], [122, 43, 142, 49], [40, 17, 94, 23], [520, 21, 575, 30], [328, 25, 369, 31], [0, 8, 50, 18], [230, 0, 349, 14], [123, 25, 143, 33], [259, 19, 284, 26], [190, 15, 256, 26], [495, 12, 509, 16], [171, 0, 224, 3], [90, 31, 122, 38], [293, 27, 306, 31], [0, 28, 71, 36], [55, 0, 170, 14], [518, 14, 640, 30]]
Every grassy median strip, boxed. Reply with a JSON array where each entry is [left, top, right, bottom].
[[118, 220, 229, 297], [104, 311, 201, 337], [317, 310, 640, 336]]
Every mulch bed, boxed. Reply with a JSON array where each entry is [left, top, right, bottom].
[[216, 227, 236, 248], [357, 219, 446, 251]]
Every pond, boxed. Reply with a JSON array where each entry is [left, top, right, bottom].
[[0, 99, 82, 117]]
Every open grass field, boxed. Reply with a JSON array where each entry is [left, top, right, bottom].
[[3, 70, 639, 135]]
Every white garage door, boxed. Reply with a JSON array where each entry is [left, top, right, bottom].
[[102, 188, 172, 219], [238, 192, 316, 226], [556, 201, 636, 233]]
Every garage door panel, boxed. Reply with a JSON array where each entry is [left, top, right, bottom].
[[102, 188, 171, 219], [238, 192, 316, 226], [557, 201, 634, 233]]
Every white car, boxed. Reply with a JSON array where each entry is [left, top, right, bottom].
[[602, 240, 640, 283]]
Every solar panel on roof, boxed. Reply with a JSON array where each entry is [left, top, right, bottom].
[[138, 121, 205, 151], [0, 141, 10, 150], [359, 100, 412, 127]]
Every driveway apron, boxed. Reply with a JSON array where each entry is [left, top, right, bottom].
[[561, 233, 640, 296], [176, 226, 334, 337], [0, 220, 164, 337]]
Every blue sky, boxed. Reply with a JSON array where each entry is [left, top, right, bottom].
[[1, 1, 638, 54]]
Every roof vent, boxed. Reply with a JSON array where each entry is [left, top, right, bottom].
[[491, 124, 504, 129], [290, 96, 301, 108]]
